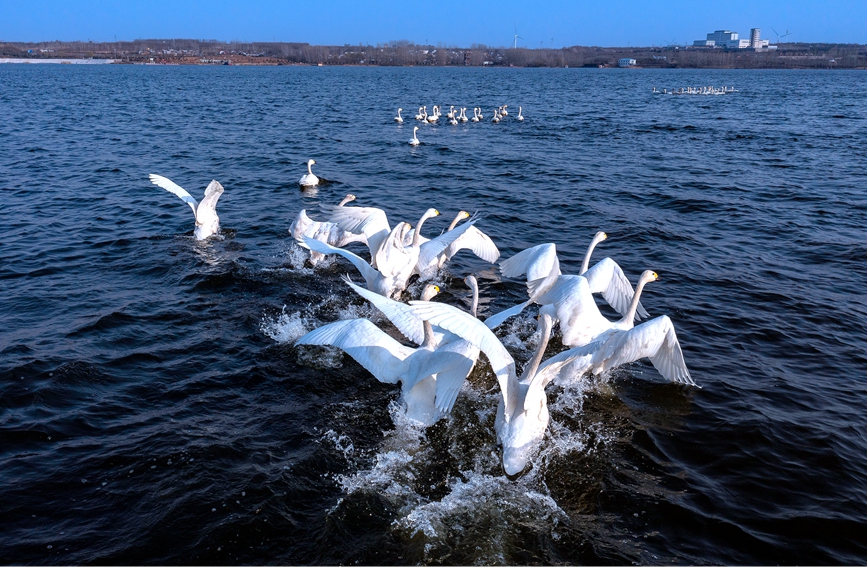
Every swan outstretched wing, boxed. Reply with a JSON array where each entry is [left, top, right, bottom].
[[593, 316, 695, 386], [409, 300, 519, 419], [416, 215, 480, 271], [483, 300, 531, 330], [302, 236, 380, 286], [327, 205, 390, 260], [149, 174, 198, 217], [342, 275, 426, 345], [427, 343, 478, 413], [196, 180, 224, 225], [584, 257, 650, 320], [499, 243, 560, 281], [442, 226, 501, 264], [295, 319, 413, 384]]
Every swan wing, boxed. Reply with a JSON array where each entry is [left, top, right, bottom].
[[442, 226, 501, 264], [499, 243, 560, 281], [289, 209, 316, 240], [149, 174, 198, 217], [595, 316, 695, 386], [409, 300, 520, 419], [295, 319, 412, 384], [416, 215, 480, 271], [584, 257, 650, 320], [428, 342, 478, 413], [195, 180, 224, 225], [376, 223, 416, 278], [342, 275, 426, 345], [301, 236, 380, 286], [327, 205, 390, 260], [537, 275, 612, 347], [534, 342, 597, 388], [483, 300, 530, 330]]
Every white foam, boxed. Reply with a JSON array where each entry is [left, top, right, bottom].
[[260, 306, 312, 344]]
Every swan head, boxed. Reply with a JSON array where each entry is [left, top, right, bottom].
[[346, 194, 356, 201], [398, 107, 402, 111], [639, 270, 659, 285], [592, 231, 608, 245], [307, 159, 316, 166], [459, 210, 470, 220], [414, 126, 419, 133], [421, 284, 440, 301], [422, 208, 440, 221]]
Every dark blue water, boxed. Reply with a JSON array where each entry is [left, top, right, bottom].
[[2, 64, 866, 565]]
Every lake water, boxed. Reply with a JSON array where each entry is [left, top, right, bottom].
[[1, 64, 866, 565]]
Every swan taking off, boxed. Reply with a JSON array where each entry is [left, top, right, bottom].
[[290, 194, 366, 265], [409, 300, 565, 475], [538, 270, 696, 387], [394, 108, 404, 123], [149, 174, 224, 240], [409, 126, 420, 146], [299, 159, 319, 187]]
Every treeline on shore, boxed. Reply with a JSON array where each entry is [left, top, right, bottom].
[[2, 39, 865, 69]]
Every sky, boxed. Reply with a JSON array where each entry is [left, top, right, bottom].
[[1, 0, 865, 48]]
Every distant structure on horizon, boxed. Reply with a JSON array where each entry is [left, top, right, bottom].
[[694, 29, 773, 50]]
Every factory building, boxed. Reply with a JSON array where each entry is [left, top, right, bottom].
[[693, 29, 770, 49]]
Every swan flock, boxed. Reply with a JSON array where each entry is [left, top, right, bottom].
[[149, 146, 696, 478]]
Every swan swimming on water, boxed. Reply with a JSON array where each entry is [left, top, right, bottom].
[[394, 108, 403, 123], [149, 174, 224, 240], [299, 159, 319, 187], [517, 106, 524, 121], [409, 126, 420, 145]]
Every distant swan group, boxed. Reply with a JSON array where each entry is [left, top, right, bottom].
[[402, 104, 525, 145], [148, 162, 696, 477]]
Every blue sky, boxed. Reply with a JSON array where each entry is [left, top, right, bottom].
[[2, 0, 865, 48]]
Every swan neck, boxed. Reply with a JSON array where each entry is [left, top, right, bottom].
[[307, 162, 313, 175], [521, 316, 553, 382], [421, 321, 435, 348], [448, 213, 464, 231], [621, 278, 647, 327], [580, 238, 600, 275], [471, 284, 478, 318], [338, 195, 353, 207], [413, 212, 432, 247]]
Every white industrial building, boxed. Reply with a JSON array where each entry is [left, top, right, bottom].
[[693, 29, 770, 49], [618, 58, 637, 67]]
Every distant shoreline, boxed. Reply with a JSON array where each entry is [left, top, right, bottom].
[[2, 39, 864, 69]]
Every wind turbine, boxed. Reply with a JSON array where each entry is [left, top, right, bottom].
[[513, 23, 524, 49], [780, 29, 792, 42]]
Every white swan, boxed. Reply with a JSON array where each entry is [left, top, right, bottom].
[[413, 211, 500, 280], [303, 210, 478, 298], [449, 112, 458, 125], [496, 234, 649, 328], [471, 108, 480, 123], [299, 159, 319, 187], [394, 108, 403, 123], [295, 284, 450, 425], [447, 105, 456, 119], [289, 194, 366, 265], [459, 108, 469, 123], [501, 105, 508, 116], [408, 300, 564, 475], [517, 106, 524, 121], [148, 174, 224, 240], [340, 275, 485, 416], [427, 106, 439, 123], [538, 270, 696, 387], [477, 108, 484, 120], [492, 110, 500, 124], [415, 106, 424, 120], [409, 125, 420, 146]]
